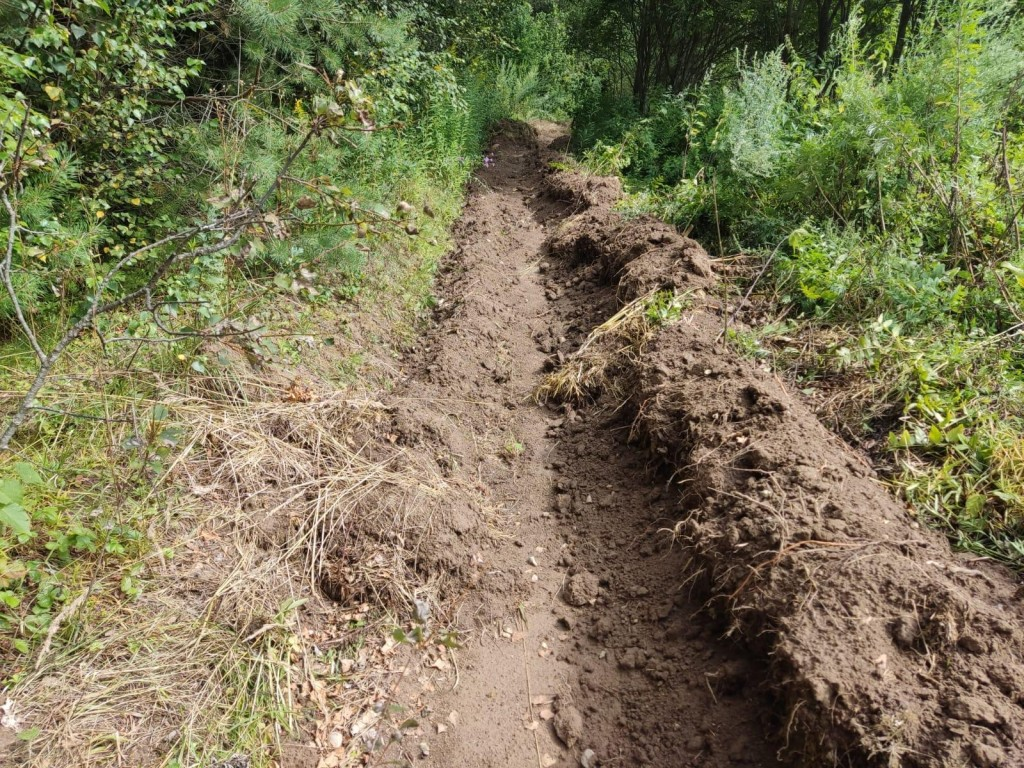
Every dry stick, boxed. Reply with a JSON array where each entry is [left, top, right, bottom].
[[1000, 125, 1021, 251], [711, 173, 724, 259], [0, 226, 249, 450], [34, 589, 89, 670], [719, 236, 788, 342], [0, 116, 45, 365], [0, 190, 43, 364]]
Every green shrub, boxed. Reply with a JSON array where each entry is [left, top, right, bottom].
[[590, 0, 1024, 564]]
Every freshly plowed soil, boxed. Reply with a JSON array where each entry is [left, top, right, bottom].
[[383, 122, 1024, 768]]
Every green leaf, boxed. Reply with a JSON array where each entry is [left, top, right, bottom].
[[14, 463, 43, 485], [0, 479, 24, 506], [0, 503, 30, 536], [17, 727, 40, 741], [965, 494, 986, 517]]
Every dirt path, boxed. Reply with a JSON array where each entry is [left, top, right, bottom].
[[384, 122, 779, 767]]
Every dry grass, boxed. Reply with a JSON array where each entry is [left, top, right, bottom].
[[534, 289, 673, 404], [7, 367, 448, 768]]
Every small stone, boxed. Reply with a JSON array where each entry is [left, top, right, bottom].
[[527, 556, 539, 566], [328, 731, 344, 749], [580, 748, 597, 768], [419, 742, 430, 757]]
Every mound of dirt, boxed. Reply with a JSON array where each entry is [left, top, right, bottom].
[[544, 179, 1024, 767], [544, 169, 623, 211]]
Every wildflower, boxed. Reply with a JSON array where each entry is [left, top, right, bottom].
[[483, 155, 495, 168]]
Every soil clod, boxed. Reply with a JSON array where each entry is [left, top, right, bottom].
[[563, 570, 599, 607]]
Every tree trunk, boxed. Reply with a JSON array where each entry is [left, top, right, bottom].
[[631, 0, 655, 112], [892, 0, 915, 68], [816, 0, 832, 64]]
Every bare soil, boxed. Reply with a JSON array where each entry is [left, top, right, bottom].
[[376, 121, 1024, 768], [372, 121, 779, 767]]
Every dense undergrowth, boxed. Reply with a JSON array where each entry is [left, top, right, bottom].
[[571, 0, 1024, 567], [0, 1, 585, 764]]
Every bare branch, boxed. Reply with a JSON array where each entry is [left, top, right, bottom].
[[0, 110, 46, 364]]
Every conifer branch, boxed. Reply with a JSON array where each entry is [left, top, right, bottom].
[[0, 121, 321, 450]]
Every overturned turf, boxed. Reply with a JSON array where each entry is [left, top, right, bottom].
[[544, 174, 1024, 767]]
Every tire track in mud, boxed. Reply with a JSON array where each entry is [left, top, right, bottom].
[[387, 122, 780, 767]]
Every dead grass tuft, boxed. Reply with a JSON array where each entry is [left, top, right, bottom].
[[535, 289, 678, 404]]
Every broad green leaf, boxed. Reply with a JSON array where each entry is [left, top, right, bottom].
[[0, 479, 23, 506], [965, 494, 986, 517], [0, 503, 30, 536], [14, 463, 43, 485]]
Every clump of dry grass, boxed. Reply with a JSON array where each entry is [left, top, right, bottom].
[[9, 368, 448, 768], [535, 289, 684, 404]]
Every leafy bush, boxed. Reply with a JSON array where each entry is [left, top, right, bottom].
[[588, 0, 1024, 564]]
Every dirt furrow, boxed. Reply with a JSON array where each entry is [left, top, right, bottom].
[[383, 123, 779, 767]]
